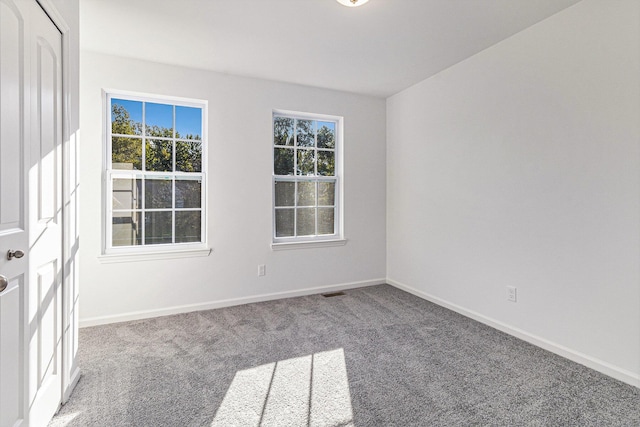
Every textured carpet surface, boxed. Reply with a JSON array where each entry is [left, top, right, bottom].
[[50, 285, 639, 426]]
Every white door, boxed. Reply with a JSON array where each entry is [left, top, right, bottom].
[[0, 1, 63, 426]]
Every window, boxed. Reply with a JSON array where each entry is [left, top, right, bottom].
[[273, 111, 342, 246], [104, 91, 207, 254]]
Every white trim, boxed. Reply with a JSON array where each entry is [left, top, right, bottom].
[[387, 278, 640, 389], [98, 247, 212, 263], [103, 88, 207, 108], [273, 109, 342, 122], [271, 238, 347, 251], [79, 278, 385, 328]]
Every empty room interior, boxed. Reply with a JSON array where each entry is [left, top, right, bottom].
[[1, 0, 638, 426]]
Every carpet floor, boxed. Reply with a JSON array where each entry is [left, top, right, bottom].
[[50, 284, 639, 426]]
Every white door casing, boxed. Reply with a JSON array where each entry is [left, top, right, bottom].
[[0, 1, 63, 426]]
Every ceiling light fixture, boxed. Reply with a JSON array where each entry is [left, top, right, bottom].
[[336, 0, 370, 7]]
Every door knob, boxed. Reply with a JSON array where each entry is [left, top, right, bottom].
[[7, 249, 24, 260], [0, 275, 7, 293]]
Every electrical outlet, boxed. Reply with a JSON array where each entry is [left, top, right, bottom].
[[258, 264, 266, 277], [507, 286, 517, 302]]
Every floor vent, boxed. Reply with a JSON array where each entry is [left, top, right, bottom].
[[322, 291, 346, 298]]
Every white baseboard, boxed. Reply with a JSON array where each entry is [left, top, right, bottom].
[[79, 278, 386, 328], [387, 278, 640, 389]]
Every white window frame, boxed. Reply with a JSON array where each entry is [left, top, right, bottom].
[[101, 89, 210, 262], [271, 109, 346, 250]]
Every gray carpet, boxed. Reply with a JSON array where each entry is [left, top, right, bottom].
[[50, 285, 639, 426]]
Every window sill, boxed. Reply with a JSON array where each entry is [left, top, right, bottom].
[[98, 247, 212, 263], [271, 239, 347, 251]]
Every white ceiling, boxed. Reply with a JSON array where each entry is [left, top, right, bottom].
[[80, 0, 582, 98]]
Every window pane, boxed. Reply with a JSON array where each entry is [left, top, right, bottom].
[[317, 122, 335, 149], [274, 147, 294, 175], [112, 178, 142, 210], [175, 106, 201, 140], [297, 150, 315, 176], [176, 211, 201, 243], [145, 211, 172, 245], [318, 151, 335, 176], [274, 117, 294, 146], [112, 137, 142, 170], [175, 179, 201, 208], [112, 211, 142, 246], [146, 139, 173, 172], [296, 208, 315, 236], [275, 209, 294, 237], [296, 119, 315, 147], [111, 99, 142, 136], [297, 181, 315, 206], [176, 140, 202, 172], [275, 181, 295, 207], [146, 102, 173, 137], [318, 208, 335, 235], [145, 178, 172, 209], [318, 181, 335, 206]]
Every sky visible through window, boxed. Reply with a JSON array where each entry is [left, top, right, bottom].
[[111, 98, 202, 138]]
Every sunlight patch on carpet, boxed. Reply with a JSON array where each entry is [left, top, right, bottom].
[[211, 348, 354, 426]]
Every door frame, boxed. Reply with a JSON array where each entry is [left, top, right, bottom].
[[34, 0, 80, 408]]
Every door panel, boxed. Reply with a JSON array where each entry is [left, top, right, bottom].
[[0, 0, 29, 426], [36, 261, 59, 386], [28, 1, 63, 426], [36, 38, 58, 223], [0, 275, 25, 426], [0, 1, 63, 426], [0, 0, 24, 232]]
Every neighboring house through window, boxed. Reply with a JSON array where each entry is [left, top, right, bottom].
[[272, 110, 343, 246], [105, 91, 207, 254]]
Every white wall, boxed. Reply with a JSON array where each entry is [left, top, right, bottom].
[[79, 52, 387, 325], [387, 0, 640, 386]]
